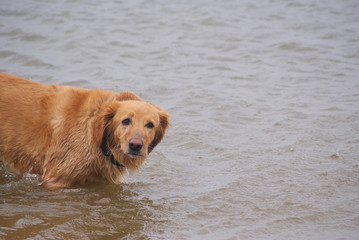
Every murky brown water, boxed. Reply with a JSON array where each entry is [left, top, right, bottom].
[[1, 0, 359, 239]]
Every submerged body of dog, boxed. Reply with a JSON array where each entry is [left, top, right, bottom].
[[0, 73, 169, 189]]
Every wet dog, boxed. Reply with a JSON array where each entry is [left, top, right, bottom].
[[0, 73, 170, 189]]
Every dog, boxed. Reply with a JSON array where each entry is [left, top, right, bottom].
[[0, 73, 170, 189]]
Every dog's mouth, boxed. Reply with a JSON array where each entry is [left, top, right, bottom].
[[126, 151, 145, 159]]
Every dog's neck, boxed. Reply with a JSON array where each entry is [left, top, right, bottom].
[[109, 154, 125, 168], [100, 139, 125, 168]]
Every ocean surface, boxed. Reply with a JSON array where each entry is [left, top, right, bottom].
[[0, 0, 359, 239]]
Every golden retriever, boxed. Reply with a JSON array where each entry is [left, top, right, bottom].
[[0, 73, 170, 189]]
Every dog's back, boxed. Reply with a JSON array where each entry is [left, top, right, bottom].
[[0, 73, 53, 173], [0, 73, 122, 183]]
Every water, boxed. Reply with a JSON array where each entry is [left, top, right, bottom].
[[1, 0, 359, 239]]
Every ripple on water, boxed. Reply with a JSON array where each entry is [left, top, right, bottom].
[[1, 0, 359, 239]]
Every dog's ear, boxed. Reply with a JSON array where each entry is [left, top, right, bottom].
[[116, 91, 141, 101], [92, 103, 117, 149], [148, 109, 170, 154]]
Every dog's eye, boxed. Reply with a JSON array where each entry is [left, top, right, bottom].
[[146, 122, 154, 129], [122, 118, 131, 126]]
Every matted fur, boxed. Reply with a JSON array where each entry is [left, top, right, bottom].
[[0, 73, 170, 189]]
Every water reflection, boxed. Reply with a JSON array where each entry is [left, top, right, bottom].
[[0, 164, 165, 239]]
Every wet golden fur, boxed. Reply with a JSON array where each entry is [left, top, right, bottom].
[[0, 73, 169, 189]]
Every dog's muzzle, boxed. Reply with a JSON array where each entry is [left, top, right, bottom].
[[128, 137, 144, 157]]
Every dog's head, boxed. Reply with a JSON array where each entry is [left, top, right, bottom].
[[93, 93, 170, 169]]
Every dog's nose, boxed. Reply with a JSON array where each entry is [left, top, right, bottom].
[[129, 138, 143, 152]]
